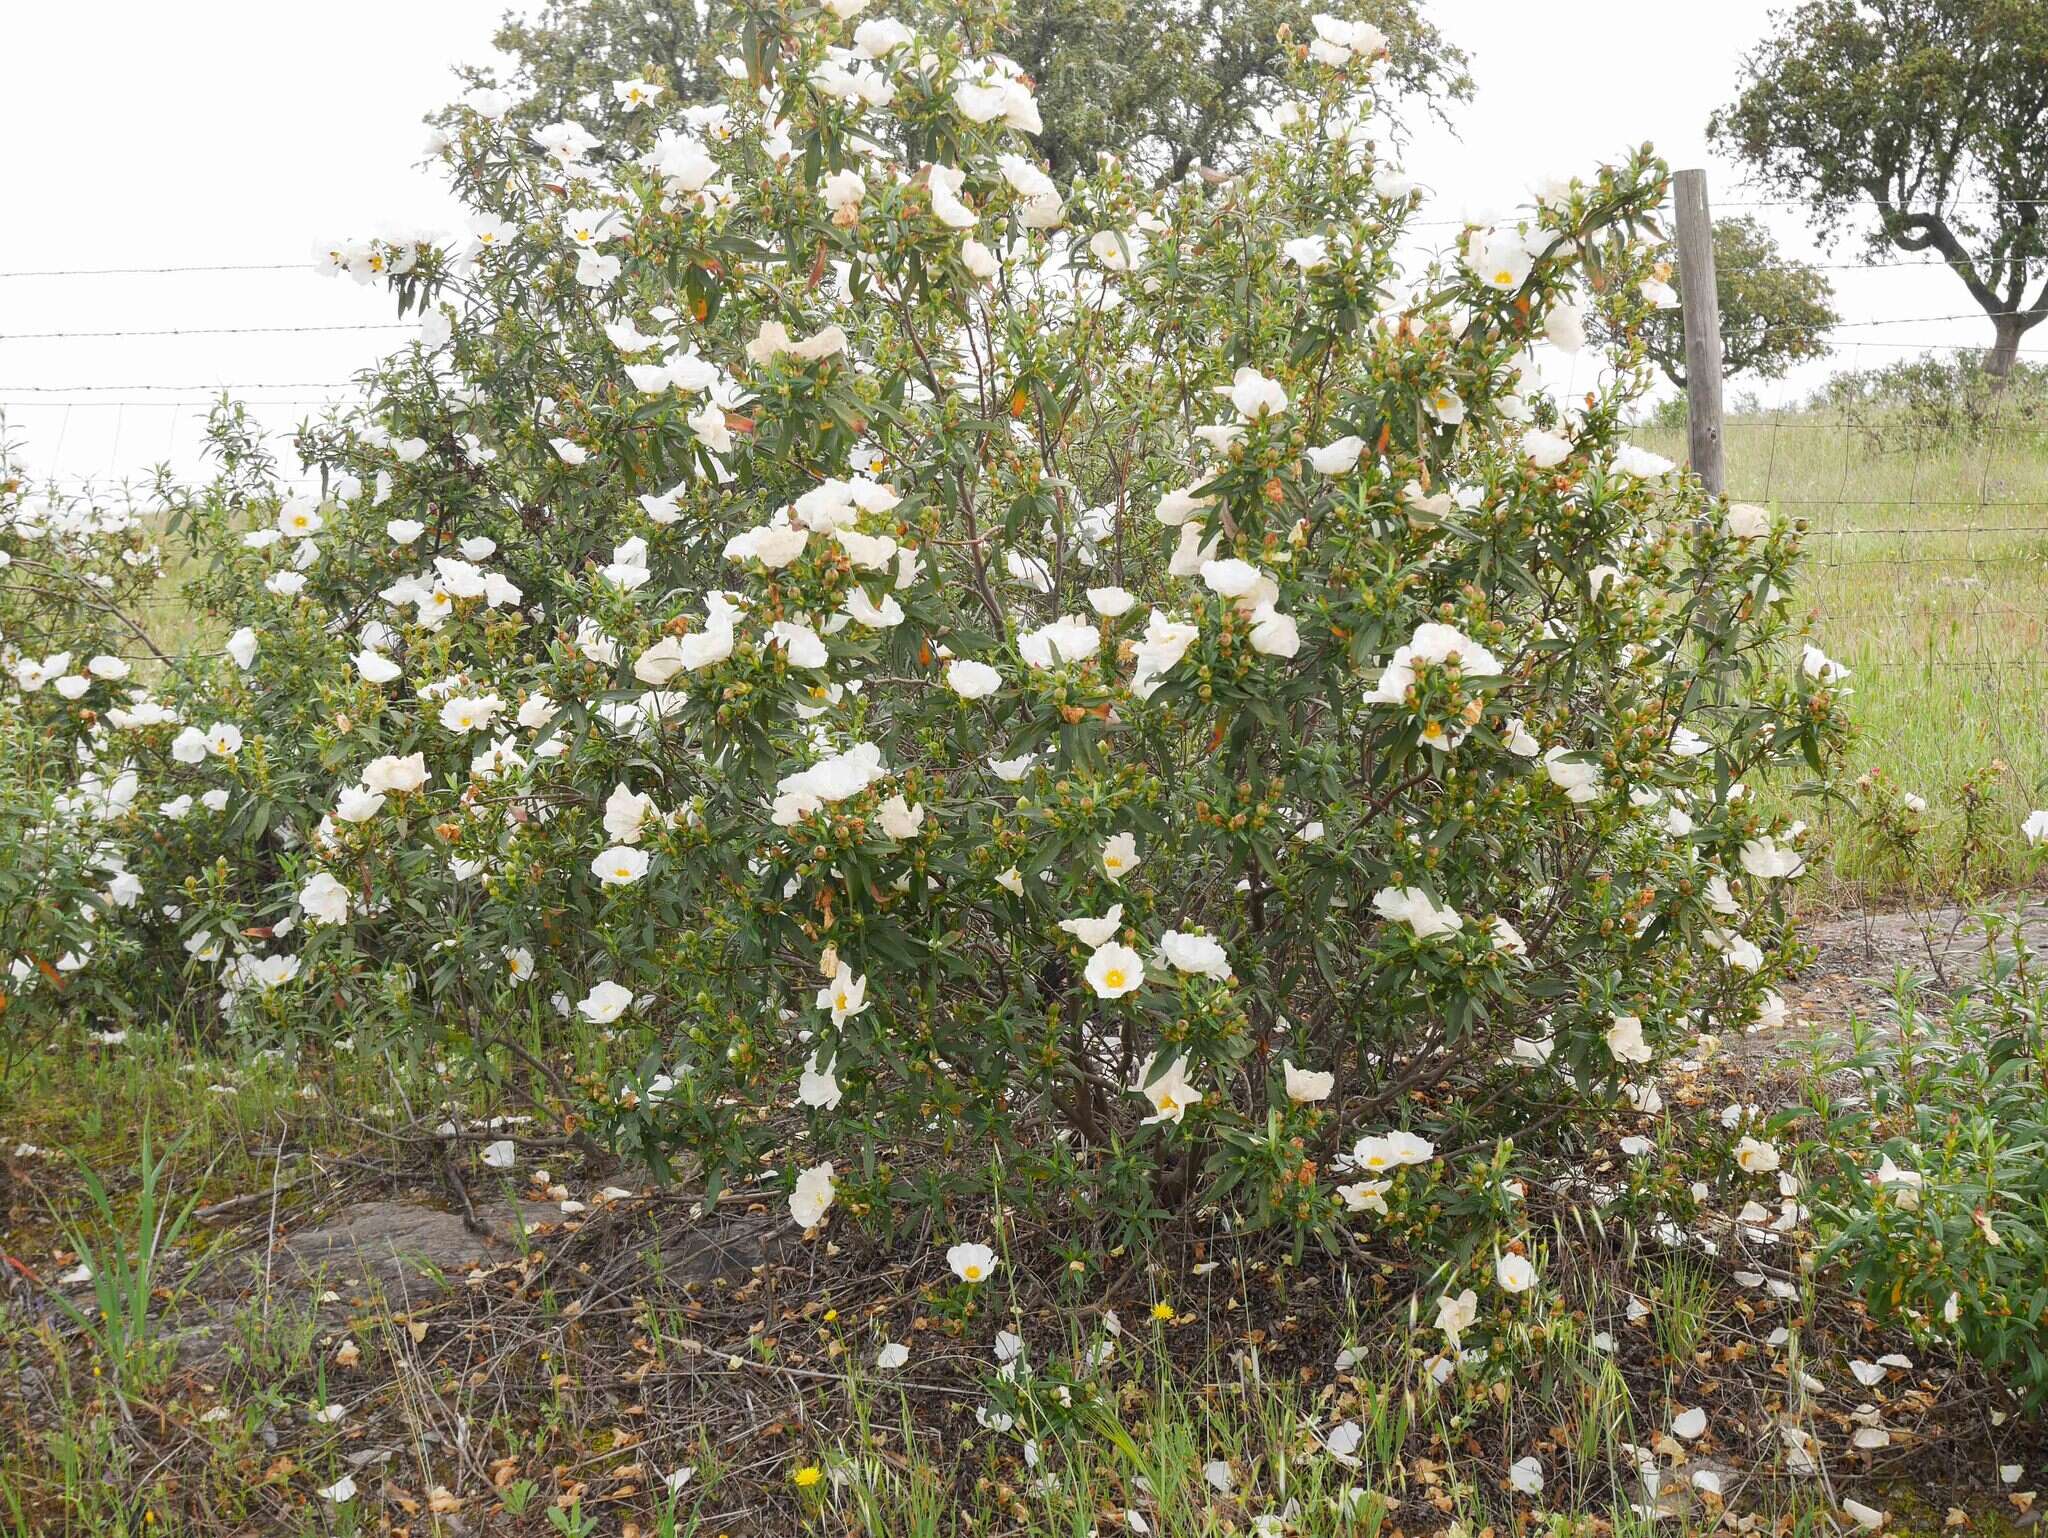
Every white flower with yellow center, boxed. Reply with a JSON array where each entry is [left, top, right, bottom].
[[1132, 1054, 1200, 1124], [815, 962, 870, 1025], [1085, 942, 1144, 1000], [1100, 832, 1140, 883], [947, 1242, 997, 1284], [592, 846, 650, 887]]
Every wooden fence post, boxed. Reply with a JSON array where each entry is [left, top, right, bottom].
[[1673, 168, 1725, 498]]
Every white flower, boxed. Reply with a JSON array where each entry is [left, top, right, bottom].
[[1100, 832, 1140, 882], [1347, 1131, 1435, 1171], [578, 980, 635, 1024], [355, 649, 401, 684], [1522, 428, 1573, 469], [878, 794, 925, 839], [1435, 1288, 1478, 1346], [1612, 444, 1674, 479], [1088, 228, 1145, 271], [1801, 643, 1849, 684], [1543, 748, 1602, 804], [1200, 558, 1262, 598], [1247, 605, 1300, 658], [1160, 929, 1230, 981], [2021, 809, 2048, 847], [1085, 942, 1145, 1000], [1306, 436, 1364, 475], [1217, 366, 1288, 422], [334, 784, 386, 823], [794, 1045, 846, 1109], [598, 786, 655, 847], [1740, 835, 1806, 880], [299, 873, 351, 926], [1087, 585, 1136, 617], [316, 1475, 358, 1503], [1337, 1179, 1389, 1213], [853, 17, 912, 55], [1725, 502, 1772, 540], [960, 238, 999, 280], [1018, 615, 1100, 669], [948, 1242, 997, 1283], [927, 163, 978, 229], [1132, 1053, 1200, 1123], [844, 587, 905, 628], [1282, 1062, 1333, 1103], [1605, 1014, 1652, 1065], [1544, 300, 1586, 353], [1496, 1252, 1537, 1293], [790, 1161, 836, 1228], [821, 167, 866, 225], [361, 752, 426, 794], [816, 963, 871, 1024], [1155, 484, 1211, 526], [1467, 227, 1534, 291], [593, 846, 651, 887], [1371, 886, 1462, 939], [225, 627, 259, 670], [613, 76, 664, 110], [1131, 609, 1198, 695], [1735, 1136, 1781, 1174], [205, 722, 244, 757], [439, 694, 505, 734], [1058, 905, 1123, 949]]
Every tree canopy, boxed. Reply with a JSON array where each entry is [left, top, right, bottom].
[[1626, 214, 1838, 390], [448, 0, 1471, 182], [1709, 0, 2048, 378]]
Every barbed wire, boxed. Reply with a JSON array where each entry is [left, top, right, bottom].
[[0, 381, 358, 394], [0, 324, 407, 342], [0, 263, 308, 280]]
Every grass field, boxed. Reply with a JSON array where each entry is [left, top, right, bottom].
[[1637, 411, 2048, 900]]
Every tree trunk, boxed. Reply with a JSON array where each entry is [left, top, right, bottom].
[[1985, 314, 2024, 386]]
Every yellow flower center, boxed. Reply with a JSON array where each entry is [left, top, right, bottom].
[[1494, 268, 1515, 286], [964, 1264, 983, 1281], [1103, 968, 1125, 990], [1157, 1092, 1176, 1112], [835, 991, 850, 1010]]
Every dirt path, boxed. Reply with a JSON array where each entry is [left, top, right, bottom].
[[1725, 899, 2048, 1078]]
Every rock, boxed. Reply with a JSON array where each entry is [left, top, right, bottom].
[[265, 1198, 558, 1289], [647, 1205, 786, 1287]]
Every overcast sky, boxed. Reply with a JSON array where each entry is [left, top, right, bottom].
[[0, 0, 1993, 489]]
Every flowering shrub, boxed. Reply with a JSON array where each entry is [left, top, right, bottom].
[[0, 438, 193, 1054], [5, 0, 1865, 1261]]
